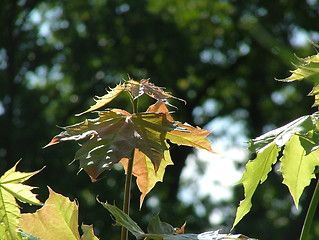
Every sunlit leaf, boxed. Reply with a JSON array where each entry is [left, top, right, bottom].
[[76, 79, 186, 117], [248, 115, 314, 153], [125, 79, 186, 108], [80, 224, 99, 240], [0, 161, 42, 240], [20, 188, 80, 240], [45, 109, 177, 181], [277, 46, 319, 107], [234, 112, 319, 228], [76, 84, 125, 116], [233, 142, 279, 229], [20, 188, 99, 240], [121, 147, 173, 208], [279, 135, 319, 207]]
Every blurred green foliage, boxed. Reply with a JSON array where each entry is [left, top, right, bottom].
[[1, 0, 319, 239]]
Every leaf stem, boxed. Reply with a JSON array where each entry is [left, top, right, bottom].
[[300, 177, 319, 240], [121, 150, 134, 240], [121, 96, 138, 240]]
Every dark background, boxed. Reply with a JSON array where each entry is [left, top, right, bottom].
[[1, 0, 319, 239]]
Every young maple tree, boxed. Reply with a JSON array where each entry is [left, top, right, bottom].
[[45, 78, 217, 239], [0, 78, 260, 239], [45, 79, 214, 207]]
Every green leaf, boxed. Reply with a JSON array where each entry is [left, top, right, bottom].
[[277, 47, 319, 107], [100, 202, 256, 240], [20, 188, 99, 240], [234, 112, 319, 227], [279, 135, 319, 207], [18, 230, 42, 240], [147, 214, 175, 234], [233, 142, 280, 229], [80, 224, 99, 240], [98, 201, 145, 239], [248, 115, 314, 153], [0, 161, 42, 240]]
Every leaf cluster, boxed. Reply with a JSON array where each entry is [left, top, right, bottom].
[[234, 47, 319, 229], [45, 79, 214, 207]]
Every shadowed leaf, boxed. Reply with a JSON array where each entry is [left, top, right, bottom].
[[100, 202, 256, 240]]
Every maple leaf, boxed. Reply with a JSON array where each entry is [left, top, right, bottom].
[[19, 187, 99, 240], [121, 102, 214, 207], [233, 112, 319, 228], [121, 147, 173, 208], [76, 84, 125, 116], [0, 161, 42, 240], [279, 135, 319, 207], [76, 79, 186, 116], [277, 45, 319, 107], [232, 142, 280, 229], [46, 101, 214, 205], [125, 79, 186, 108]]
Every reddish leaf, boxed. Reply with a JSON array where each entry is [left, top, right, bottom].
[[46, 81, 214, 204], [125, 79, 186, 108]]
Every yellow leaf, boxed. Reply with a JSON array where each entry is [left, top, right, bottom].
[[20, 188, 80, 240], [0, 161, 42, 240], [76, 84, 125, 116], [279, 135, 319, 207]]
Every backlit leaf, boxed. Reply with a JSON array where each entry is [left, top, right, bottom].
[[20, 188, 80, 240], [125, 79, 186, 108], [277, 46, 319, 107], [234, 112, 319, 228], [248, 115, 314, 153], [20, 188, 99, 240], [0, 161, 42, 240], [80, 224, 99, 240], [76, 79, 186, 116], [233, 142, 280, 229], [76, 84, 125, 116], [279, 135, 319, 207], [121, 147, 173, 208]]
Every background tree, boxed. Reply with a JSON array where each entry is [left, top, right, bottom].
[[1, 0, 319, 239]]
